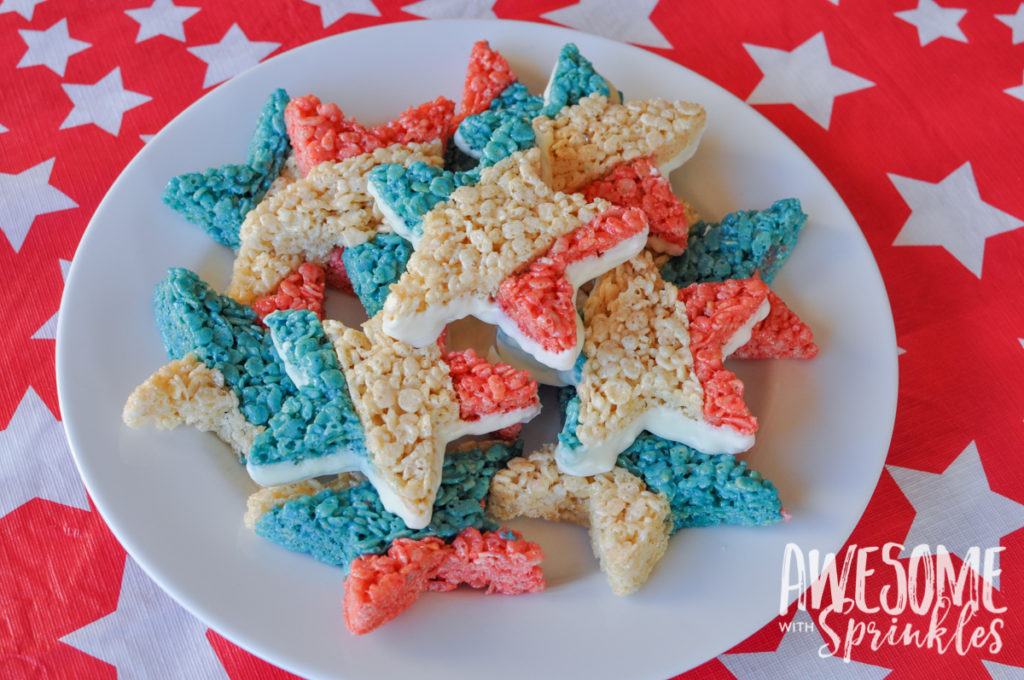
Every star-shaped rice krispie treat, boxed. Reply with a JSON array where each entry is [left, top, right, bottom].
[[488, 445, 672, 596], [532, 93, 706, 194], [227, 139, 444, 304], [162, 88, 292, 249], [319, 314, 540, 528], [344, 527, 544, 635], [379, 147, 649, 371], [554, 251, 772, 476], [660, 198, 807, 287]]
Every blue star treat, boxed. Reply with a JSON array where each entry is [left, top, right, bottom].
[[162, 88, 291, 249], [660, 198, 807, 287], [341, 232, 414, 316], [245, 440, 521, 570]]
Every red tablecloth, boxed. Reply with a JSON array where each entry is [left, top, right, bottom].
[[3, 1, 1024, 678]]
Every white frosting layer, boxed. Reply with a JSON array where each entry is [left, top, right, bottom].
[[657, 122, 706, 177], [723, 297, 771, 358], [452, 126, 483, 160], [554, 405, 756, 477], [365, 175, 420, 246], [269, 325, 310, 390], [494, 329, 576, 387]]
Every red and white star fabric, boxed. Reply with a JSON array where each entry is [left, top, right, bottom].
[[2, 1, 1023, 678]]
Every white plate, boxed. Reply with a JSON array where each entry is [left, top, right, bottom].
[[57, 19, 898, 680]]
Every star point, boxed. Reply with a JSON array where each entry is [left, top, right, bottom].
[[1005, 71, 1024, 103], [0, 387, 90, 517], [60, 67, 152, 136], [32, 257, 72, 339], [888, 441, 1024, 589], [17, 17, 91, 76], [61, 558, 229, 680], [719, 609, 891, 678], [895, 0, 968, 46], [301, 0, 380, 27], [997, 4, 1024, 44], [403, 0, 495, 20], [542, 0, 671, 49], [124, 0, 200, 43], [0, 0, 47, 20], [0, 158, 77, 253], [186, 24, 280, 89], [744, 32, 874, 129], [890, 162, 1022, 278]]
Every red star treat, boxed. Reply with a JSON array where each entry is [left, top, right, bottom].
[[580, 156, 699, 256], [450, 40, 519, 133], [251, 262, 326, 323], [285, 94, 454, 176], [732, 289, 819, 359], [343, 527, 545, 635]]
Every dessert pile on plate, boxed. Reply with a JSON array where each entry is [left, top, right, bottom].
[[124, 40, 815, 635]]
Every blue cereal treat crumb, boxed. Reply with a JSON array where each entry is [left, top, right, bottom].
[[541, 43, 613, 117], [162, 88, 291, 250], [616, 433, 783, 533], [661, 198, 807, 287], [342, 233, 414, 316], [456, 82, 542, 167], [153, 268, 296, 430], [367, 162, 473, 240], [253, 440, 521, 570], [555, 386, 584, 452], [247, 310, 366, 468]]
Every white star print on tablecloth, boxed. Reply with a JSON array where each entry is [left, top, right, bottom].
[[17, 18, 90, 76], [60, 67, 151, 136], [983, 659, 1024, 679], [542, 0, 671, 49], [61, 558, 230, 680], [186, 23, 279, 89], [889, 162, 1022, 278], [895, 0, 968, 46], [1006, 73, 1024, 103], [888, 442, 1024, 590], [0, 0, 46, 20], [744, 32, 874, 129], [124, 0, 200, 43], [719, 610, 892, 679], [0, 387, 90, 517], [997, 3, 1024, 43], [300, 0, 379, 26], [32, 258, 71, 339], [0, 158, 77, 252], [0, 123, 7, 133], [403, 0, 496, 20]]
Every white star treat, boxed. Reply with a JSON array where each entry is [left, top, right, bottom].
[[0, 158, 77, 252], [60, 67, 152, 136], [1006, 72, 1024, 103], [542, 0, 671, 49], [895, 0, 968, 46], [554, 252, 772, 476], [0, 387, 90, 517], [187, 24, 279, 89], [890, 162, 1023, 278], [125, 0, 200, 43], [17, 18, 90, 76], [744, 32, 874, 129]]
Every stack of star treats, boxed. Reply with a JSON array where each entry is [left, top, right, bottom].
[[124, 40, 815, 634]]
